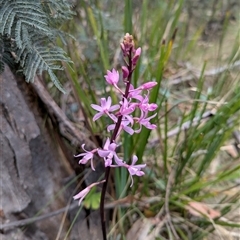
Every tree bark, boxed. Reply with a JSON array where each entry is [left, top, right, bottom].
[[0, 66, 103, 239]]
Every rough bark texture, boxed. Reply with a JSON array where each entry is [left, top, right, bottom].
[[0, 66, 103, 239]]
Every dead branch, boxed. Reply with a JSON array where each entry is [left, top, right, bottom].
[[31, 76, 95, 149], [169, 60, 240, 85]]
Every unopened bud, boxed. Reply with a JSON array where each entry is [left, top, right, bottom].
[[132, 47, 141, 65], [123, 33, 134, 49], [122, 66, 129, 78], [121, 33, 135, 56], [141, 81, 157, 90]]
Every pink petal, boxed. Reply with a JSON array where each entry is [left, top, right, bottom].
[[123, 126, 134, 135], [109, 104, 120, 112], [146, 124, 157, 130], [100, 98, 107, 107], [91, 159, 95, 171], [135, 164, 146, 169], [146, 113, 157, 120], [91, 104, 103, 111], [131, 155, 138, 165], [93, 112, 104, 121], [105, 96, 112, 109], [79, 158, 89, 164], [103, 138, 110, 149], [107, 124, 115, 132], [148, 103, 158, 111], [128, 166, 138, 175], [129, 175, 134, 187], [105, 158, 112, 167], [81, 143, 88, 152], [74, 152, 86, 157], [109, 143, 117, 151], [114, 155, 124, 166], [141, 81, 157, 90], [125, 115, 134, 125], [73, 188, 89, 200], [136, 171, 145, 176], [98, 149, 110, 157]]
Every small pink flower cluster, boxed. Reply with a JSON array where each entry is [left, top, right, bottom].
[[73, 33, 158, 205]]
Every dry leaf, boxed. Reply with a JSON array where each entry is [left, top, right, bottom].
[[126, 217, 164, 240], [186, 201, 221, 219], [221, 145, 239, 158]]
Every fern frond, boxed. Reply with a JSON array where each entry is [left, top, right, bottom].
[[42, 0, 74, 21], [0, 37, 4, 73], [18, 44, 72, 93], [0, 61, 4, 74], [0, 1, 49, 36], [47, 69, 66, 93], [0, 35, 15, 73], [0, 0, 74, 93]]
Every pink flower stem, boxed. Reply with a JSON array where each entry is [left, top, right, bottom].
[[100, 47, 133, 240]]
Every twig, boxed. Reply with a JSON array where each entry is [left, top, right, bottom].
[[31, 76, 95, 149], [0, 195, 162, 232], [169, 60, 240, 85], [0, 202, 78, 230], [150, 110, 214, 147], [166, 110, 214, 138]]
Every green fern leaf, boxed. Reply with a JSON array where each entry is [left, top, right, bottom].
[[47, 69, 66, 93], [20, 44, 71, 93], [0, 0, 74, 93]]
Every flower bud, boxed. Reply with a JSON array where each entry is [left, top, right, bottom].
[[121, 33, 135, 56], [132, 47, 141, 65], [141, 81, 157, 90], [123, 33, 134, 49], [122, 66, 129, 78]]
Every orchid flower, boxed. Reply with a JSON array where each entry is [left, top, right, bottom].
[[75, 144, 97, 171], [91, 96, 120, 121], [73, 180, 105, 206], [97, 138, 118, 167]]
